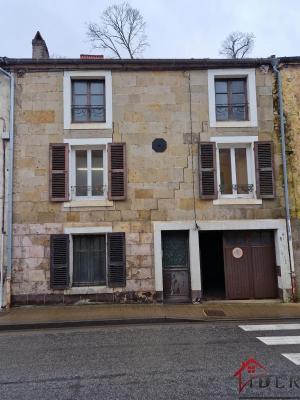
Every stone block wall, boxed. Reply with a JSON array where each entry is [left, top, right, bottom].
[[10, 68, 283, 302]]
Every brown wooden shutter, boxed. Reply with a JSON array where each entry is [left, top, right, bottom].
[[254, 141, 275, 199], [49, 144, 69, 201], [199, 142, 217, 199], [108, 143, 127, 200], [50, 234, 70, 289], [107, 232, 126, 287]]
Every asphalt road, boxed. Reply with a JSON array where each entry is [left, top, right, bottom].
[[1, 320, 300, 400]]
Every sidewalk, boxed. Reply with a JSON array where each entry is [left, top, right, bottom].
[[0, 301, 300, 330]]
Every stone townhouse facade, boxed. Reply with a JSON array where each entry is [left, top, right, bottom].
[[0, 34, 296, 306]]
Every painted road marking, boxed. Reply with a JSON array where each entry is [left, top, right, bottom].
[[282, 353, 300, 365], [239, 324, 300, 331], [257, 336, 300, 345]]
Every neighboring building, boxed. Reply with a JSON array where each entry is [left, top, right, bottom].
[[280, 57, 300, 299], [0, 67, 10, 308], [0, 33, 295, 306]]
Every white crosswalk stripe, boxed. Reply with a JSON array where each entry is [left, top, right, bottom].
[[282, 353, 300, 365], [239, 323, 300, 365], [239, 323, 300, 331], [257, 336, 300, 345]]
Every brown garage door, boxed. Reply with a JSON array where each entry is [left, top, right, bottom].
[[223, 231, 277, 300]]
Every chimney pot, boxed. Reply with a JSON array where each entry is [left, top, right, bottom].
[[80, 54, 104, 60]]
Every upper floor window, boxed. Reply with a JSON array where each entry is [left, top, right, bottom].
[[208, 68, 257, 128], [72, 80, 105, 123], [215, 78, 248, 121], [218, 144, 253, 198], [64, 70, 112, 130], [199, 137, 275, 204], [72, 146, 106, 200]]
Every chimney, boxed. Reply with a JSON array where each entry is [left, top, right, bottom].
[[32, 31, 49, 59]]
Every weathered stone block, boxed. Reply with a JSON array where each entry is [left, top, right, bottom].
[[135, 189, 153, 199], [126, 233, 140, 245], [22, 110, 55, 124]]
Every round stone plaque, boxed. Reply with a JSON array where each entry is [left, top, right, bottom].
[[232, 247, 243, 259]]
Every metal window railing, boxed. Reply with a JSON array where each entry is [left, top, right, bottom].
[[219, 184, 254, 195], [71, 185, 107, 197]]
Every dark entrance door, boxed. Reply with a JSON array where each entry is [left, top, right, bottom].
[[223, 230, 277, 299], [162, 231, 191, 303]]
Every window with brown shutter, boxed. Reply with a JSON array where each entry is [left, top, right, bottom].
[[199, 142, 217, 199], [107, 232, 126, 287], [254, 141, 275, 199], [50, 234, 70, 289], [49, 144, 69, 201], [108, 143, 127, 200]]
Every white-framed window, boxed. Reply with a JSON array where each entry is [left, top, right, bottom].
[[71, 145, 107, 200], [211, 136, 258, 200], [64, 138, 111, 203], [63, 70, 112, 130], [208, 68, 258, 128], [64, 226, 113, 290]]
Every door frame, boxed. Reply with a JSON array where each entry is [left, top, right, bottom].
[[153, 219, 292, 303], [162, 230, 191, 303]]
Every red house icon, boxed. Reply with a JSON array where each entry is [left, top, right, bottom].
[[234, 358, 267, 393]]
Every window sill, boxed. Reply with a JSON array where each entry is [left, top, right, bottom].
[[64, 200, 114, 208], [211, 121, 257, 128], [64, 286, 115, 295], [67, 122, 112, 130], [213, 198, 262, 205]]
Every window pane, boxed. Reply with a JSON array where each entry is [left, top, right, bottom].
[[91, 107, 105, 122], [76, 150, 88, 196], [90, 236, 106, 284], [73, 94, 88, 106], [91, 95, 104, 106], [216, 93, 228, 105], [91, 81, 105, 95], [72, 81, 88, 95], [72, 108, 89, 122], [231, 80, 245, 93], [216, 106, 228, 121], [232, 105, 246, 121], [91, 150, 104, 196], [219, 148, 232, 194], [215, 81, 228, 93], [235, 148, 248, 194], [232, 93, 245, 105]]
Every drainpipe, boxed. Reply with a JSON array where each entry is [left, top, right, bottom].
[[272, 58, 296, 302], [0, 65, 14, 309]]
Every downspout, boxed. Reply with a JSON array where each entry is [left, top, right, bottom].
[[272, 58, 296, 302], [0, 66, 14, 309]]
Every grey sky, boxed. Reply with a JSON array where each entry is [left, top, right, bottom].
[[1, 0, 299, 59]]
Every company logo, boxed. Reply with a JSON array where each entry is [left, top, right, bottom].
[[234, 358, 300, 398], [234, 358, 267, 393]]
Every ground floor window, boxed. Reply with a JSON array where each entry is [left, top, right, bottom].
[[73, 235, 106, 286]]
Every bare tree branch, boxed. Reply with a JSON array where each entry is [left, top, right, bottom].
[[219, 32, 255, 59], [86, 2, 149, 59]]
